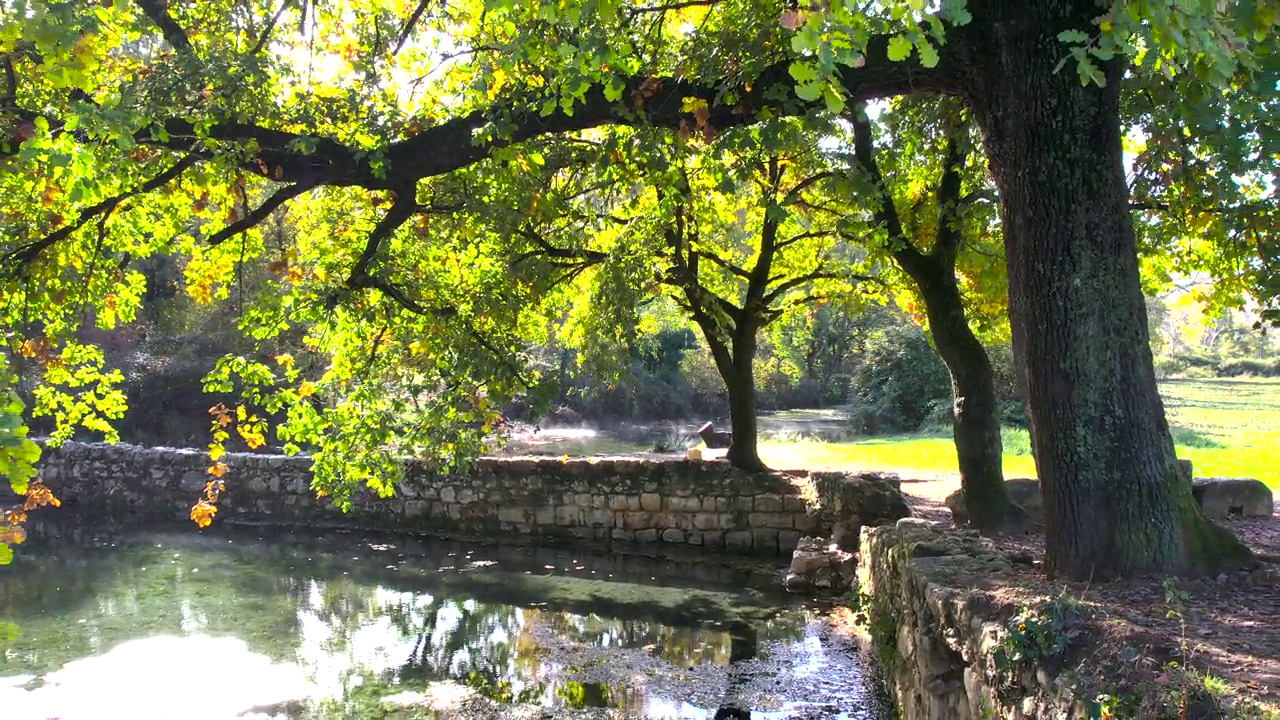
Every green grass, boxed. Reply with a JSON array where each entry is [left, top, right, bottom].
[[759, 378, 1280, 490]]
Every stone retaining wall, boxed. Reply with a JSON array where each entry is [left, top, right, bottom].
[[33, 441, 909, 556], [858, 519, 1083, 719]]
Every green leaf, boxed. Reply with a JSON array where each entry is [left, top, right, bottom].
[[1076, 57, 1107, 86], [887, 35, 914, 62], [603, 76, 624, 102], [788, 61, 818, 84], [916, 38, 940, 68], [1058, 29, 1091, 43], [822, 83, 845, 114], [794, 81, 823, 102]]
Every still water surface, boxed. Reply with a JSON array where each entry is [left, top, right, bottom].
[[0, 524, 888, 719]]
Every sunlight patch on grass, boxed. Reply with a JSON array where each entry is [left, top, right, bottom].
[[760, 379, 1280, 490]]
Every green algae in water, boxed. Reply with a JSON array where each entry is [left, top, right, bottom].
[[0, 526, 889, 719]]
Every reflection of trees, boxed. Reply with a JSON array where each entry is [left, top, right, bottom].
[[3, 528, 814, 716], [528, 610, 734, 668], [0, 541, 301, 674]]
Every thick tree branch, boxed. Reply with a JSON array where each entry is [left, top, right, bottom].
[[135, 0, 194, 55], [345, 189, 417, 289], [696, 248, 751, 279], [393, 0, 434, 55], [2, 153, 202, 274], [848, 103, 929, 276], [251, 0, 294, 55], [207, 181, 316, 245], [246, 35, 956, 189], [9, 35, 958, 265]]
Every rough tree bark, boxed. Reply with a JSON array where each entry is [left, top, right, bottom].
[[956, 1, 1251, 578]]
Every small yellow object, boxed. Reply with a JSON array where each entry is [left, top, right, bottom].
[[686, 448, 702, 461]]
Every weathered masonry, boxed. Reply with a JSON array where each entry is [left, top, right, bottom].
[[35, 441, 909, 555]]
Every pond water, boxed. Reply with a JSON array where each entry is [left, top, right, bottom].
[[0, 524, 890, 719]]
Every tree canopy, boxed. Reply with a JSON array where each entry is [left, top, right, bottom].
[[1, 0, 1275, 577]]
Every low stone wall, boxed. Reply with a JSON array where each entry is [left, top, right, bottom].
[[33, 441, 909, 556], [857, 519, 1083, 719]]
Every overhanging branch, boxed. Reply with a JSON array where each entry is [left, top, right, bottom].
[[207, 181, 316, 246], [345, 188, 417, 289], [135, 0, 194, 56], [393, 0, 434, 55], [2, 153, 202, 274], [6, 33, 959, 266]]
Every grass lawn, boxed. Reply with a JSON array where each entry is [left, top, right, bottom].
[[758, 378, 1280, 490]]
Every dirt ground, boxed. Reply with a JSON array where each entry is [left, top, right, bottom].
[[896, 472, 1280, 713]]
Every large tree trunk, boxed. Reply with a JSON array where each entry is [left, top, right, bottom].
[[911, 259, 1019, 531], [724, 333, 764, 471], [960, 2, 1250, 578], [694, 320, 765, 471]]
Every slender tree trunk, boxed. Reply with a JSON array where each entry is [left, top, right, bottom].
[[724, 332, 764, 471], [851, 101, 1018, 532], [694, 319, 765, 471], [912, 261, 1019, 530], [959, 1, 1250, 578]]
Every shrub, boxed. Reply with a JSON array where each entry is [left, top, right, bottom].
[[847, 325, 951, 434], [999, 399, 1028, 428], [1001, 427, 1034, 457], [1217, 357, 1280, 377], [1154, 355, 1187, 378]]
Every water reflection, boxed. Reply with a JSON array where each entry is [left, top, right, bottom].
[[0, 527, 887, 719]]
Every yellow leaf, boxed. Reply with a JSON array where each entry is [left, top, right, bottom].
[[274, 353, 295, 368], [190, 501, 217, 529], [297, 380, 316, 398]]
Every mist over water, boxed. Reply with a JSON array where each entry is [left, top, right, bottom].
[[498, 409, 855, 457]]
